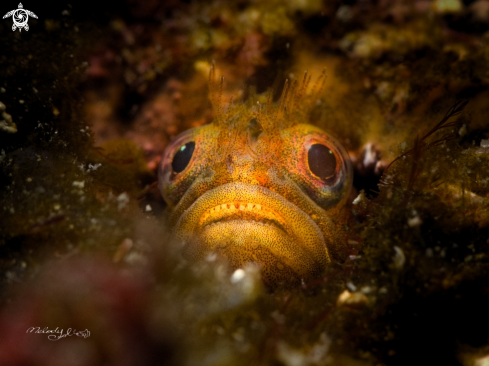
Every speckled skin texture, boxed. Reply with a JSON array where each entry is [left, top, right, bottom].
[[159, 76, 353, 286]]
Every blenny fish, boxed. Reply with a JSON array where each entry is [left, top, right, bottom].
[[158, 69, 353, 287]]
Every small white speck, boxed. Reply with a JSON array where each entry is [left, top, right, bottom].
[[117, 192, 130, 210], [206, 253, 217, 262], [393, 246, 405, 269], [72, 180, 85, 188], [361, 286, 372, 294], [408, 216, 422, 227], [362, 143, 377, 167], [352, 191, 366, 205], [88, 163, 102, 171], [336, 5, 353, 22], [458, 124, 466, 137], [145, 204, 152, 212], [231, 268, 246, 283]]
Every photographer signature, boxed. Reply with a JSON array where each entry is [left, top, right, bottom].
[[26, 327, 90, 341]]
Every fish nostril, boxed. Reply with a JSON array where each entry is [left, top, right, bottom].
[[225, 154, 233, 169], [247, 117, 263, 143], [201, 168, 214, 179]]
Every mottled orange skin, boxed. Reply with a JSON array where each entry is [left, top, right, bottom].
[[159, 78, 353, 286]]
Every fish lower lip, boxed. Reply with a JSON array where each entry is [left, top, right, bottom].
[[203, 217, 287, 236], [188, 219, 320, 280], [173, 182, 330, 279]]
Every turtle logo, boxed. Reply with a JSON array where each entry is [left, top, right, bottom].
[[3, 3, 38, 32]]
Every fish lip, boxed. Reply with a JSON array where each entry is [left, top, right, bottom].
[[172, 182, 330, 267], [198, 201, 288, 234]]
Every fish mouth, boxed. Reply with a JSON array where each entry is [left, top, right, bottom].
[[173, 182, 330, 282], [199, 202, 288, 233]]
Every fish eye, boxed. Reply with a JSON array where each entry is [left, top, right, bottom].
[[279, 124, 353, 210], [172, 141, 195, 173], [307, 143, 337, 183], [159, 126, 209, 207]]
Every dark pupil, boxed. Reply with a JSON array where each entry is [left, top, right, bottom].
[[307, 144, 336, 181], [172, 141, 195, 173]]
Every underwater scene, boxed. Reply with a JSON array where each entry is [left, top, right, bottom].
[[1, 0, 489, 365]]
